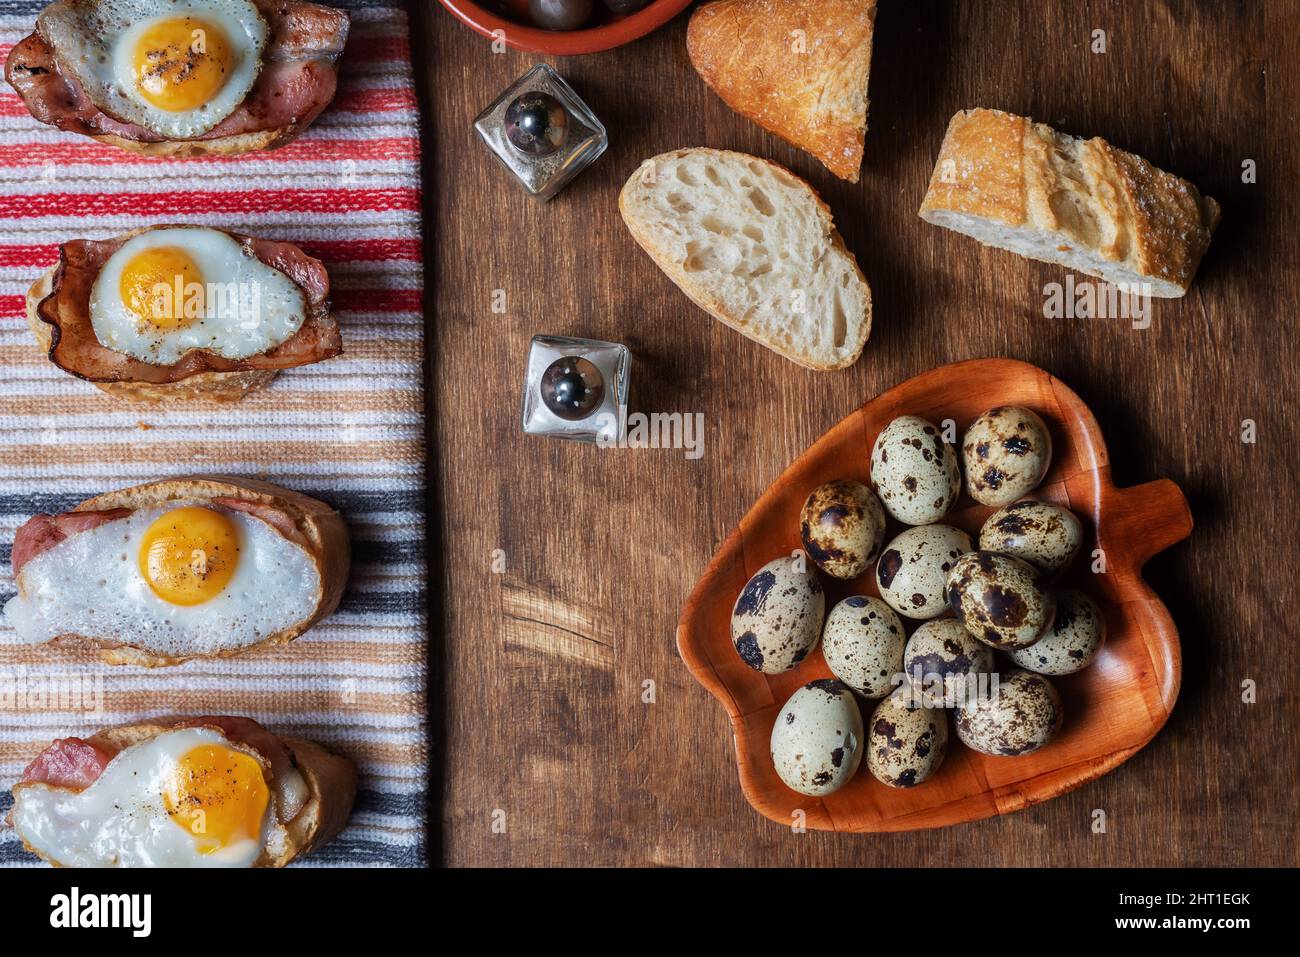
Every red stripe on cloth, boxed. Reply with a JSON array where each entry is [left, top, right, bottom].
[[0, 294, 28, 317], [0, 138, 418, 167], [0, 239, 420, 268], [343, 36, 413, 61], [331, 88, 418, 113], [0, 244, 57, 267], [332, 288, 423, 313], [0, 187, 419, 218]]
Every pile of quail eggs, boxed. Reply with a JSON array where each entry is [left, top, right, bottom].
[[730, 406, 1108, 797]]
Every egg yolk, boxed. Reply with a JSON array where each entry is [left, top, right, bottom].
[[119, 246, 206, 331], [133, 17, 234, 113], [138, 507, 240, 606], [164, 745, 269, 855]]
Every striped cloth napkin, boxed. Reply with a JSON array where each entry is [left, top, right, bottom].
[[0, 0, 426, 866]]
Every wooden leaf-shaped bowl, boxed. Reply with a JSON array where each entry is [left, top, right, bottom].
[[677, 358, 1191, 832]]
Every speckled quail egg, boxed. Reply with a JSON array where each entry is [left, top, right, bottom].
[[730, 556, 825, 674], [946, 551, 1056, 650], [1008, 590, 1106, 675], [869, 415, 961, 525], [903, 618, 995, 704], [955, 668, 1063, 756], [770, 679, 863, 796], [866, 693, 948, 788], [822, 596, 905, 699], [799, 480, 886, 580], [979, 499, 1083, 576], [962, 406, 1053, 506], [876, 524, 972, 620]]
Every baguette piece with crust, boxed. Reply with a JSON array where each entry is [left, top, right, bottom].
[[26, 226, 342, 403], [5, 475, 350, 667], [918, 108, 1220, 297], [620, 148, 871, 370], [687, 0, 876, 182], [9, 716, 357, 867]]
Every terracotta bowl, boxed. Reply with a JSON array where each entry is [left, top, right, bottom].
[[677, 358, 1192, 832], [438, 0, 695, 55]]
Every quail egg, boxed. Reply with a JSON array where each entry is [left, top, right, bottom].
[[799, 480, 886, 580], [822, 596, 905, 699], [771, 679, 863, 796], [962, 406, 1052, 506], [903, 618, 995, 705], [946, 551, 1056, 650], [955, 668, 1063, 756], [876, 524, 972, 620], [1008, 590, 1106, 675], [979, 500, 1083, 576], [866, 693, 949, 788], [869, 415, 961, 525], [731, 556, 825, 674]]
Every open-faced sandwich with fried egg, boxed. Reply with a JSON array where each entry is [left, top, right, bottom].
[[9, 715, 356, 867], [28, 225, 342, 402], [4, 475, 349, 666], [5, 0, 349, 157]]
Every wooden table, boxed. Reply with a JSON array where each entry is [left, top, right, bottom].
[[419, 0, 1298, 866]]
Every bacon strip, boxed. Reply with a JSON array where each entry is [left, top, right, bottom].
[[20, 718, 296, 808], [4, 1, 349, 144], [212, 497, 308, 546], [10, 508, 132, 575], [36, 229, 341, 384]]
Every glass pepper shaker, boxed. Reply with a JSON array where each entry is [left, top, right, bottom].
[[474, 64, 608, 201], [521, 335, 629, 444]]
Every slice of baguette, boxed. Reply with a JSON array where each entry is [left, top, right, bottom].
[[88, 126, 310, 158], [26, 267, 277, 403], [919, 108, 1220, 298], [687, 0, 876, 183], [25, 475, 350, 667], [11, 717, 357, 867], [619, 148, 871, 370]]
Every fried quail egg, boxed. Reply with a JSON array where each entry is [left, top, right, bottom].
[[770, 679, 863, 796], [821, 596, 905, 699], [1008, 589, 1106, 675], [903, 618, 994, 704], [799, 479, 886, 579], [89, 227, 307, 366], [955, 669, 1063, 756], [730, 556, 824, 674], [5, 502, 321, 659], [866, 693, 948, 788], [10, 727, 279, 867], [946, 551, 1056, 650], [869, 415, 961, 525], [39, 0, 268, 139], [876, 524, 972, 619], [979, 499, 1083, 576], [962, 406, 1053, 506]]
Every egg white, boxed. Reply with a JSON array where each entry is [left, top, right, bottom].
[[39, 0, 268, 139], [4, 502, 321, 659], [89, 227, 308, 366], [11, 727, 275, 868]]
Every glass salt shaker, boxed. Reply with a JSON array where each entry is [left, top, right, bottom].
[[474, 64, 608, 201], [521, 335, 630, 444]]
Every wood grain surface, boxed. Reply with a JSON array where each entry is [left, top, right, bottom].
[[418, 0, 1299, 866]]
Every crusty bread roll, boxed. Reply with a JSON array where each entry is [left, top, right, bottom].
[[687, 0, 876, 183], [620, 148, 871, 371], [12, 475, 349, 667], [26, 268, 277, 403], [11, 716, 357, 868], [919, 108, 1220, 297]]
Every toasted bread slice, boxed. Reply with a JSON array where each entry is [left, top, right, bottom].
[[26, 267, 278, 402], [620, 148, 871, 370], [8, 475, 349, 667], [88, 126, 314, 158], [687, 0, 876, 182], [919, 109, 1220, 298], [10, 716, 357, 867]]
